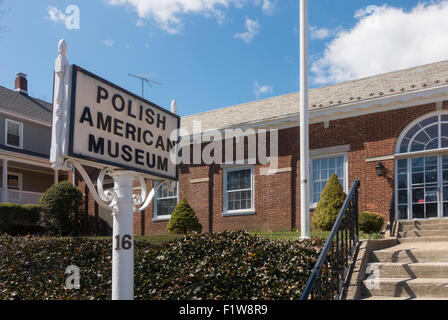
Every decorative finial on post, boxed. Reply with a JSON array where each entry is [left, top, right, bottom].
[[50, 39, 70, 170], [58, 39, 67, 56], [171, 100, 177, 114]]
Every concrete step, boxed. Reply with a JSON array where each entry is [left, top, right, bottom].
[[366, 262, 448, 278], [361, 278, 448, 298], [400, 222, 448, 232], [399, 219, 448, 227], [398, 230, 448, 238], [398, 236, 448, 243], [370, 248, 448, 263], [358, 296, 448, 300]]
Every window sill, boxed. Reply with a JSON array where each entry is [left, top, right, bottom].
[[152, 217, 171, 222], [222, 210, 256, 217], [5, 144, 23, 150]]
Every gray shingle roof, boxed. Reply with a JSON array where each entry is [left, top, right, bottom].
[[181, 60, 448, 132], [0, 86, 52, 123]]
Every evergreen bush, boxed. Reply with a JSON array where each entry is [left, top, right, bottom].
[[312, 174, 347, 231], [167, 199, 202, 234], [359, 211, 384, 234], [38, 181, 85, 236]]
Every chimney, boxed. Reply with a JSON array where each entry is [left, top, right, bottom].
[[15, 73, 28, 95]]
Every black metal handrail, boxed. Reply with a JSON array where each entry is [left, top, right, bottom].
[[300, 180, 360, 300], [389, 192, 396, 237]]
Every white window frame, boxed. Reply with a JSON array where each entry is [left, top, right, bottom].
[[7, 172, 23, 191], [310, 153, 348, 209], [153, 181, 179, 222], [223, 165, 255, 216], [5, 119, 24, 149]]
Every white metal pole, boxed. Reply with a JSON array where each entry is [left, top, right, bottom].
[[110, 171, 136, 300], [300, 0, 310, 239]]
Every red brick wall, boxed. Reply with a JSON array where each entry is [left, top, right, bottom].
[[74, 101, 446, 235]]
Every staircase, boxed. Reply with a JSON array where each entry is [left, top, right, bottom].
[[359, 219, 448, 300]]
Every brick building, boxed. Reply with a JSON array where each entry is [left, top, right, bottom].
[[75, 60, 448, 235]]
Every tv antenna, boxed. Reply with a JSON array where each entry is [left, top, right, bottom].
[[128, 73, 162, 99]]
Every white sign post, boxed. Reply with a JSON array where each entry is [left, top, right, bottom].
[[50, 39, 180, 300]]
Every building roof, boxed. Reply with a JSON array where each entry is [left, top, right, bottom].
[[0, 86, 53, 123], [181, 60, 448, 132]]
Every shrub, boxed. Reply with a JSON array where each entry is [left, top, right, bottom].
[[312, 174, 347, 231], [38, 181, 84, 236], [0, 231, 325, 300], [359, 211, 384, 234], [0, 203, 41, 235], [167, 199, 202, 234]]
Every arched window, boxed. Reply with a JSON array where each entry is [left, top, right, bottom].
[[398, 114, 448, 154]]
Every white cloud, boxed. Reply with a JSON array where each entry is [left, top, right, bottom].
[[311, 2, 448, 85], [136, 19, 145, 27], [234, 18, 260, 43], [101, 39, 115, 47], [256, 0, 275, 15], [310, 26, 330, 40], [46, 6, 68, 24], [106, 0, 272, 33], [354, 5, 382, 19], [254, 82, 273, 98], [107, 0, 235, 34]]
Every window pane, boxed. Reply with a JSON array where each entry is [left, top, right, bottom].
[[311, 156, 344, 204], [7, 175, 19, 190], [404, 124, 420, 140], [413, 131, 430, 145], [424, 124, 438, 139], [413, 204, 425, 219], [397, 159, 407, 174], [155, 182, 178, 218], [7, 122, 20, 147], [442, 123, 448, 138], [419, 116, 438, 128], [398, 205, 408, 220], [399, 138, 410, 153], [226, 169, 252, 211], [227, 169, 251, 191], [156, 198, 177, 216], [398, 190, 407, 204], [425, 138, 439, 150], [410, 141, 425, 152]]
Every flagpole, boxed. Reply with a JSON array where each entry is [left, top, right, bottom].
[[300, 0, 310, 239]]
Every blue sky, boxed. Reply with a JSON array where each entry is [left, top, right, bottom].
[[1, 0, 448, 117]]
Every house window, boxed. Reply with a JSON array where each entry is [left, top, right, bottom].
[[311, 155, 346, 205], [154, 182, 178, 220], [5, 119, 23, 148], [7, 173, 22, 190], [223, 166, 254, 215]]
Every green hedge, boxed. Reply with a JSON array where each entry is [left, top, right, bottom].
[[359, 212, 385, 234], [0, 203, 42, 235], [0, 231, 325, 300]]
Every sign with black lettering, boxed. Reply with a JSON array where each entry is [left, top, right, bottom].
[[68, 65, 180, 181]]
